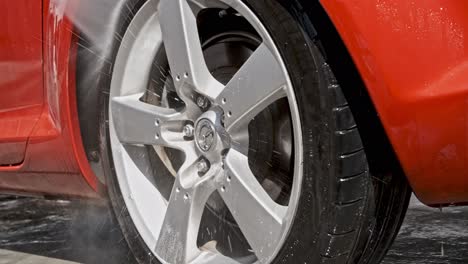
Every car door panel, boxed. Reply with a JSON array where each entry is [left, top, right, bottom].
[[0, 1, 43, 165]]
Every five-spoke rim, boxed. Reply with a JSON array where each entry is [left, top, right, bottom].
[[108, 0, 303, 263]]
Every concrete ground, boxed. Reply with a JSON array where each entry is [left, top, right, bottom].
[[0, 195, 466, 264]]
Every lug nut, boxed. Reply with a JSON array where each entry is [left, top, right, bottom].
[[183, 124, 194, 138], [197, 159, 209, 174], [219, 9, 228, 18], [197, 96, 209, 109]]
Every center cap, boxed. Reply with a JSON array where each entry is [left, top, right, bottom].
[[195, 119, 217, 152]]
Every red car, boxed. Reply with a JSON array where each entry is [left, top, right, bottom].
[[1, 0, 467, 263]]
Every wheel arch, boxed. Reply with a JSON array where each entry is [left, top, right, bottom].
[[74, 0, 146, 185]]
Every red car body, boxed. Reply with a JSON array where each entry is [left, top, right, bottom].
[[1, 0, 468, 206]]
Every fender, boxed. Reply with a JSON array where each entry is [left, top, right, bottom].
[[0, 0, 101, 198], [298, 0, 468, 205], [1, 0, 150, 197]]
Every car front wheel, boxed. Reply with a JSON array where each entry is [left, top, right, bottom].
[[83, 0, 413, 263]]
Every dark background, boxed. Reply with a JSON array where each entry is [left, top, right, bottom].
[[0, 195, 466, 264]]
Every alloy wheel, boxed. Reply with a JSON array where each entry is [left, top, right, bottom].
[[108, 0, 303, 263]]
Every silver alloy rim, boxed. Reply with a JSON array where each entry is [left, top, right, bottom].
[[108, 0, 304, 263]]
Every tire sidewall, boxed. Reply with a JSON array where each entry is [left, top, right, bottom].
[[241, 1, 337, 263]]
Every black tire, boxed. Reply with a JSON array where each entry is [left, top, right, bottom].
[[77, 0, 412, 263]]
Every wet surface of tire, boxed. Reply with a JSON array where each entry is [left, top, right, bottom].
[[0, 194, 466, 264]]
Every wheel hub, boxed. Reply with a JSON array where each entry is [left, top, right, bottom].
[[195, 119, 216, 152], [193, 110, 231, 160]]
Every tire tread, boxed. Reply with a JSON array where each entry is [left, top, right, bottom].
[[321, 62, 370, 263]]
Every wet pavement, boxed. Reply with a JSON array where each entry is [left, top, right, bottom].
[[0, 194, 466, 264], [382, 199, 468, 264], [0, 195, 135, 264]]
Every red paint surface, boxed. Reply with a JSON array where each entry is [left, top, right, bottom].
[[321, 0, 468, 205], [0, 1, 44, 164], [0, 0, 99, 198]]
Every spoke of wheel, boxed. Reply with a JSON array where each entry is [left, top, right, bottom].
[[111, 93, 185, 147], [219, 149, 287, 262], [188, 0, 229, 15], [216, 43, 287, 132], [158, 0, 223, 99], [190, 251, 240, 264], [155, 168, 218, 263], [176, 144, 201, 189]]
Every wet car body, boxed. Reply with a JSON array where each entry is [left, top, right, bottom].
[[0, 0, 467, 213]]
